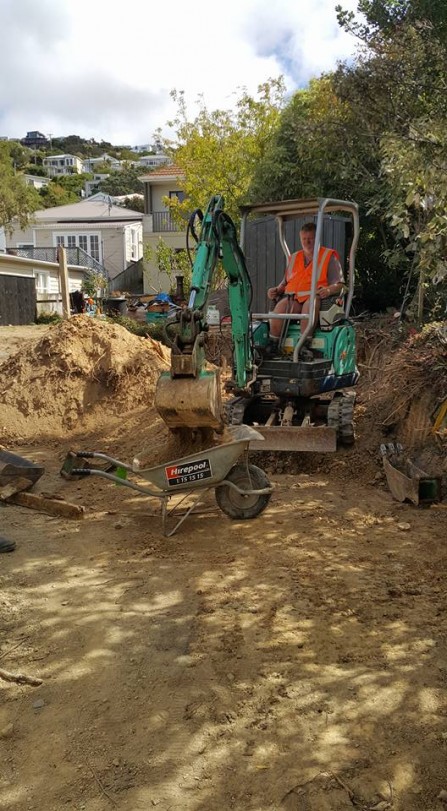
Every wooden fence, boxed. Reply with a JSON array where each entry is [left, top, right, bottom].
[[0, 275, 36, 326]]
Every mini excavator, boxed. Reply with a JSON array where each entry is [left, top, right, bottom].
[[154, 195, 360, 452]]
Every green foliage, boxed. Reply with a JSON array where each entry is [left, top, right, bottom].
[[108, 315, 168, 344], [99, 163, 144, 196], [38, 182, 79, 208], [36, 312, 62, 324], [337, 0, 447, 43], [251, 15, 447, 316], [82, 271, 108, 298], [0, 143, 41, 231], [158, 78, 285, 224], [121, 195, 144, 212], [23, 164, 47, 177], [144, 238, 191, 293], [5, 141, 32, 170]]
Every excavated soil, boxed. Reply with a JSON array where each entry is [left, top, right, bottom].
[[0, 318, 446, 811]]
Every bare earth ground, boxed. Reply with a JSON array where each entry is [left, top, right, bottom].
[[1, 324, 447, 811]]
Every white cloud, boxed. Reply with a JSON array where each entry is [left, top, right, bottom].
[[0, 0, 360, 145]]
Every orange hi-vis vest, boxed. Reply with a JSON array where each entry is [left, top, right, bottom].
[[284, 247, 337, 303]]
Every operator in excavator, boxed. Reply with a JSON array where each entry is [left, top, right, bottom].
[[267, 221, 345, 350]]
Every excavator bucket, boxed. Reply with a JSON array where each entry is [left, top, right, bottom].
[[155, 369, 224, 430]]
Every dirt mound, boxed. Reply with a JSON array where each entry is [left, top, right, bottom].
[[0, 317, 170, 442], [356, 320, 446, 450]]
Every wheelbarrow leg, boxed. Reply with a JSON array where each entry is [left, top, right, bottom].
[[161, 488, 212, 537]]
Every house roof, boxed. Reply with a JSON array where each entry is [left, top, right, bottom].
[[32, 200, 143, 223], [139, 164, 185, 184]]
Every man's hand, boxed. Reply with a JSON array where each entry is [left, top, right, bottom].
[[318, 285, 339, 300], [267, 286, 281, 301]]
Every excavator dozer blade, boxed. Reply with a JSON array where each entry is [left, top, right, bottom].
[[247, 425, 337, 453], [155, 370, 224, 431]]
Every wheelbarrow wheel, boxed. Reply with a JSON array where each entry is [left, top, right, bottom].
[[215, 463, 271, 520]]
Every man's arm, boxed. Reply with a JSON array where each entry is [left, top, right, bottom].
[[318, 254, 345, 299], [267, 252, 297, 300]]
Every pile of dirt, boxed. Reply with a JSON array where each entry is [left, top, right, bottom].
[[355, 320, 446, 454], [0, 316, 171, 443]]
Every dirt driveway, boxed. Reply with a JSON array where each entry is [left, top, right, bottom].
[[0, 325, 446, 811]]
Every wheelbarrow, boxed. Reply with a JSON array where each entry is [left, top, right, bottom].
[[61, 425, 273, 536]]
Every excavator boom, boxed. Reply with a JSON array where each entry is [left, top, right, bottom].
[[155, 196, 254, 432]]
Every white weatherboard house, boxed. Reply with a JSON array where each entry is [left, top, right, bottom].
[[42, 154, 85, 177], [139, 164, 186, 292], [6, 199, 144, 293]]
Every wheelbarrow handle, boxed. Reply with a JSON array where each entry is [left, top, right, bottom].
[[75, 452, 96, 458], [71, 468, 92, 476]]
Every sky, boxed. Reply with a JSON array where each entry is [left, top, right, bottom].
[[0, 0, 361, 148]]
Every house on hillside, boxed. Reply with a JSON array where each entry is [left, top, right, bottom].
[[84, 174, 111, 198], [6, 199, 144, 294], [43, 154, 84, 177], [23, 174, 50, 190], [137, 154, 169, 170], [21, 131, 49, 149], [139, 164, 187, 292], [88, 192, 144, 207], [82, 154, 122, 173]]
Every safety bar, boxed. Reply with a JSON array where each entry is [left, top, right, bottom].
[[241, 197, 359, 363]]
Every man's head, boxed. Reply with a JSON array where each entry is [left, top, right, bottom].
[[300, 222, 316, 258]]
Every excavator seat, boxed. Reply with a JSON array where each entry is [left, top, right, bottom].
[[319, 295, 346, 328]]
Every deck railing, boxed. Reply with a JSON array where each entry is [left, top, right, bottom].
[[6, 246, 107, 279], [151, 211, 183, 232]]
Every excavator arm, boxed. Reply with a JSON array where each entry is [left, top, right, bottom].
[[155, 195, 254, 431]]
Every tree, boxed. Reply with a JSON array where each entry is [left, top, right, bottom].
[[251, 14, 447, 314], [38, 181, 79, 208], [99, 163, 144, 196], [159, 78, 285, 224], [36, 171, 95, 208], [333, 13, 447, 315], [336, 0, 447, 43], [144, 238, 191, 293], [121, 195, 144, 213], [0, 143, 40, 232]]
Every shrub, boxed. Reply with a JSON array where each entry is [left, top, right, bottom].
[[36, 312, 62, 324]]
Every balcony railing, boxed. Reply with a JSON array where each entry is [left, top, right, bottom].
[[151, 211, 183, 232], [6, 246, 107, 280]]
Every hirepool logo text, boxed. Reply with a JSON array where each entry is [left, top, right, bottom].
[[165, 458, 212, 487]]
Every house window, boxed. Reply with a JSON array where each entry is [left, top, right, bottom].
[[89, 235, 100, 262], [54, 233, 102, 264], [130, 229, 138, 261], [34, 271, 50, 294], [169, 190, 186, 202]]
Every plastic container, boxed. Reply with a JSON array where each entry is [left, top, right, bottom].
[[206, 305, 220, 326], [146, 311, 168, 324]]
